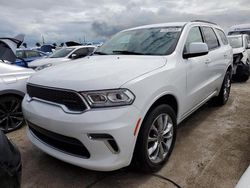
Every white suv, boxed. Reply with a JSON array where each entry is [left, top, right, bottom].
[[228, 34, 250, 82], [28, 46, 96, 71], [22, 21, 233, 172]]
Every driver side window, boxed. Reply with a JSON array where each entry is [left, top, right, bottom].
[[72, 48, 89, 59], [184, 27, 203, 53]]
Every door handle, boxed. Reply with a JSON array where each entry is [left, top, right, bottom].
[[205, 59, 212, 64], [224, 54, 228, 58]]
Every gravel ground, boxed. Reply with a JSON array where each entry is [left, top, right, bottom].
[[8, 80, 250, 188]]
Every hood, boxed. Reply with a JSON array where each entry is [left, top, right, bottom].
[[28, 55, 166, 91], [233, 47, 245, 54], [0, 62, 34, 75], [28, 57, 68, 67]]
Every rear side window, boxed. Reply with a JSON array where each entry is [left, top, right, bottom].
[[184, 26, 203, 53], [16, 51, 24, 58], [72, 48, 93, 58], [215, 29, 228, 45], [201, 27, 220, 50], [26, 51, 41, 58]]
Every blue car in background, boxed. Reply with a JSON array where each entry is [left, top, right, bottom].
[[15, 49, 48, 67]]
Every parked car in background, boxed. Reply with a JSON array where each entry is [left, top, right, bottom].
[[15, 49, 48, 67], [28, 45, 96, 70], [228, 34, 250, 82], [0, 130, 22, 188], [23, 20, 232, 172], [39, 44, 55, 54], [0, 62, 34, 133], [228, 24, 250, 36], [0, 35, 34, 133]]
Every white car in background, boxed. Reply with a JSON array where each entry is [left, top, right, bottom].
[[28, 46, 96, 70], [228, 34, 250, 82], [228, 24, 250, 36], [23, 21, 232, 172], [0, 35, 34, 132]]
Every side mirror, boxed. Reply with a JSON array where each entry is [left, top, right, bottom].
[[70, 53, 78, 59], [183, 42, 209, 59]]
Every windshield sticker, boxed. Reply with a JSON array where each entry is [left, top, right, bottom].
[[160, 28, 182, 33]]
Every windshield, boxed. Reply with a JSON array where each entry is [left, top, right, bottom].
[[50, 48, 74, 58], [228, 36, 243, 48], [95, 27, 183, 56]]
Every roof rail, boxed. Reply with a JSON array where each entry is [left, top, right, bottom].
[[191, 20, 217, 25]]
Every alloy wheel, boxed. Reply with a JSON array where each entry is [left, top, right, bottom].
[[147, 113, 174, 164], [0, 97, 24, 132]]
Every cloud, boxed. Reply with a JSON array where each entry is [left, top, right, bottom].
[[0, 0, 250, 46]]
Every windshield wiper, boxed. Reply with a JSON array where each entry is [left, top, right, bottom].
[[94, 51, 108, 55], [112, 50, 145, 55]]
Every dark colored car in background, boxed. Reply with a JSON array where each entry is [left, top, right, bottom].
[[15, 49, 48, 67], [0, 130, 22, 188]]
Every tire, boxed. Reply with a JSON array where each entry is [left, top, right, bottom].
[[0, 95, 24, 133], [212, 70, 231, 106], [133, 104, 177, 172], [232, 62, 250, 82]]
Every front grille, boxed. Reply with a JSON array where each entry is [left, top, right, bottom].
[[28, 121, 90, 158], [27, 84, 87, 112]]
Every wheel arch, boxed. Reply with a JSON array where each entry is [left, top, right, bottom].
[[131, 93, 178, 167], [0, 90, 25, 98], [227, 64, 232, 73], [145, 94, 178, 118], [226, 64, 233, 78], [136, 93, 179, 138]]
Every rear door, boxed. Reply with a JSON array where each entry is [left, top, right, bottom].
[[201, 27, 228, 94]]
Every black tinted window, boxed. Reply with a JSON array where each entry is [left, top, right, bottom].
[[202, 27, 220, 50], [215, 29, 228, 45], [184, 27, 203, 53], [74, 48, 89, 57]]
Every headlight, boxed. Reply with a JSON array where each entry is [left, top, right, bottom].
[[81, 89, 135, 107], [233, 53, 243, 64], [35, 63, 52, 71]]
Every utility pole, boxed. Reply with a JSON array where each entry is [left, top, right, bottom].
[[41, 34, 45, 45]]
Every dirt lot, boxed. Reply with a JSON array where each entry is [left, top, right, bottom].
[[8, 80, 250, 188]]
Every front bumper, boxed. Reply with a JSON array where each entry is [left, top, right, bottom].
[[22, 95, 141, 171]]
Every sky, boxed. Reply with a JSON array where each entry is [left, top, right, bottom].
[[0, 0, 250, 46]]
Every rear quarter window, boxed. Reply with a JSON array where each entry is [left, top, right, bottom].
[[215, 29, 229, 45], [201, 27, 220, 50]]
